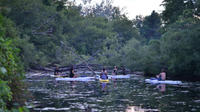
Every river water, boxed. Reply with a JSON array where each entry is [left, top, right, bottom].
[[25, 72, 200, 112]]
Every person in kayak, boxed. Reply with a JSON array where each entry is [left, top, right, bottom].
[[54, 66, 60, 75], [122, 66, 126, 75], [112, 66, 118, 75], [156, 69, 166, 81], [100, 68, 108, 79], [69, 66, 77, 78]]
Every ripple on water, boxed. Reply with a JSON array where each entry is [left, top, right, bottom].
[[173, 101, 186, 105], [69, 93, 84, 96], [51, 93, 69, 99], [75, 103, 85, 109], [69, 103, 86, 110], [42, 97, 50, 100], [163, 94, 174, 97], [26, 101, 40, 109], [32, 101, 40, 104], [88, 97, 96, 101], [79, 91, 94, 94], [194, 100, 200, 103], [96, 99, 104, 102], [28, 88, 50, 93], [180, 90, 189, 93], [26, 80, 52, 82], [119, 99, 129, 102], [155, 96, 164, 99], [179, 85, 191, 88], [34, 107, 70, 111]]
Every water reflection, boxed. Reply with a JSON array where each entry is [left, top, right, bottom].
[[126, 106, 159, 112], [101, 83, 107, 91], [156, 84, 166, 92]]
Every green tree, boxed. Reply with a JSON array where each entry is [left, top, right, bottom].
[[162, 0, 196, 24], [112, 16, 141, 44], [140, 11, 162, 40], [160, 17, 200, 79]]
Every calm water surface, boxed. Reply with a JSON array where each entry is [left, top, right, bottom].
[[26, 72, 200, 112]]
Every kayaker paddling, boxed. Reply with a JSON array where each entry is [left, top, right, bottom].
[[156, 68, 166, 81], [112, 66, 118, 75], [54, 66, 60, 75], [122, 66, 126, 75], [69, 66, 77, 78], [100, 67, 108, 79]]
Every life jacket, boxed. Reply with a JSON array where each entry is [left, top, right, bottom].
[[101, 72, 108, 79], [113, 69, 117, 75]]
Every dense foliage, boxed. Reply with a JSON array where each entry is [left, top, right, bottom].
[[0, 14, 28, 111]]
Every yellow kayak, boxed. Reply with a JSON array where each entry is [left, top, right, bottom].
[[51, 75, 66, 78], [99, 79, 109, 83]]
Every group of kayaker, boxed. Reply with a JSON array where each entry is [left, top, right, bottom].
[[54, 65, 126, 79], [54, 66, 77, 78], [112, 66, 126, 75], [54, 65, 166, 80], [100, 66, 126, 79]]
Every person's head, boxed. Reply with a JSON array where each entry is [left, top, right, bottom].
[[161, 68, 165, 72], [70, 66, 74, 70], [102, 67, 106, 72], [114, 66, 117, 69]]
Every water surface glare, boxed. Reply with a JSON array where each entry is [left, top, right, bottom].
[[26, 73, 200, 112]]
